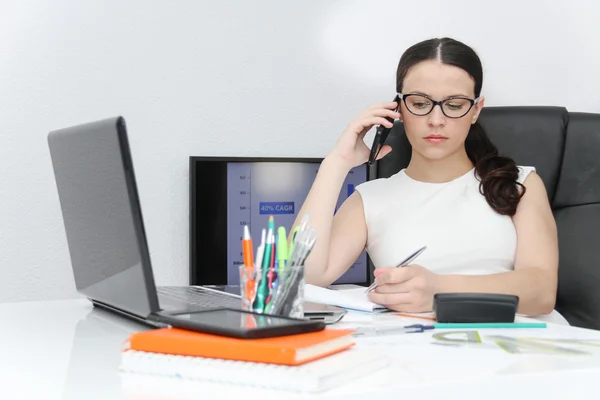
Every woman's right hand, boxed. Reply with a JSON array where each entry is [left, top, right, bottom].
[[328, 101, 400, 170]]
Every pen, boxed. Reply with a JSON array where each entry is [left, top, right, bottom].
[[242, 225, 254, 267], [272, 258, 279, 291], [265, 234, 277, 306], [433, 322, 547, 329], [241, 225, 255, 305], [352, 325, 432, 337], [395, 313, 437, 322], [352, 322, 547, 337], [365, 245, 427, 293], [255, 228, 266, 269], [253, 229, 273, 312], [277, 226, 288, 276], [253, 229, 266, 302], [288, 226, 300, 258], [268, 215, 275, 234]]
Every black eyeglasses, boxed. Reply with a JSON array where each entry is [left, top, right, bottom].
[[398, 93, 481, 119]]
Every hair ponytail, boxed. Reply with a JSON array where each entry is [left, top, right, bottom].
[[465, 122, 525, 216]]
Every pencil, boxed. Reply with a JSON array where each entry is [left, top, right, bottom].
[[395, 313, 437, 322]]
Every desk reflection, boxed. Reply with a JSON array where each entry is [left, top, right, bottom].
[[62, 306, 149, 400]]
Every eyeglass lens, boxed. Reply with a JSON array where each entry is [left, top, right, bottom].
[[404, 95, 473, 118]]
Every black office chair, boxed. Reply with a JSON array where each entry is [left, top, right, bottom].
[[370, 106, 600, 330]]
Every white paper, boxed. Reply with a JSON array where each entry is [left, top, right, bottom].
[[304, 284, 388, 312]]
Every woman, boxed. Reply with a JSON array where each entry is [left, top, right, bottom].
[[293, 37, 566, 323]]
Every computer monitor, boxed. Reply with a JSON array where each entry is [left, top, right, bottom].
[[190, 157, 373, 286]]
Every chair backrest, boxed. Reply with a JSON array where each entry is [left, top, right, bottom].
[[371, 106, 600, 330]]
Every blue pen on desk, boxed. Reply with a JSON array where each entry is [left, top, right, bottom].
[[352, 324, 434, 337]]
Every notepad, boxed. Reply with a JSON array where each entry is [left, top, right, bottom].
[[123, 327, 355, 366], [119, 347, 388, 393], [304, 284, 388, 312]]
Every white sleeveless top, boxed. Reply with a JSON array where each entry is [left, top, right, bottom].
[[355, 165, 569, 325]]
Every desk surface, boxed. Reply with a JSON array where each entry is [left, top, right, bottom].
[[3, 297, 600, 400]]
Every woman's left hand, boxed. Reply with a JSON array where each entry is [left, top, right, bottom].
[[367, 265, 442, 312]]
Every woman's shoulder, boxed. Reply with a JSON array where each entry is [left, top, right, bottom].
[[353, 170, 407, 224], [354, 169, 404, 195], [353, 169, 406, 211]]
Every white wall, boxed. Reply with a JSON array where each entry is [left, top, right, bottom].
[[2, 0, 599, 303]]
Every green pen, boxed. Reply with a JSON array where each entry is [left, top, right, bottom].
[[268, 215, 275, 234], [288, 226, 300, 259], [433, 322, 547, 329], [253, 229, 273, 312], [277, 226, 287, 275]]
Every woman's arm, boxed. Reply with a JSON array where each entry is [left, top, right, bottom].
[[289, 100, 399, 286], [437, 172, 559, 315], [316, 190, 368, 286], [290, 156, 368, 287], [296, 158, 367, 286]]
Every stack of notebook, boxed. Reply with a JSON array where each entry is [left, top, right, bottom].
[[119, 327, 388, 393]]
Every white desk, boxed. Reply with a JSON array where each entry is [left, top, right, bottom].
[[2, 298, 600, 400]]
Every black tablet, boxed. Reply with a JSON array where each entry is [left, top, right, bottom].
[[157, 308, 326, 339]]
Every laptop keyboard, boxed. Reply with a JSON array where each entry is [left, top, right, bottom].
[[157, 286, 241, 310]]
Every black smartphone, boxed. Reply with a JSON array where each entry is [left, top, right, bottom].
[[303, 302, 347, 324], [367, 94, 401, 165], [156, 308, 326, 339]]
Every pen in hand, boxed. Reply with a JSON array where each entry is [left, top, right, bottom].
[[365, 245, 427, 293]]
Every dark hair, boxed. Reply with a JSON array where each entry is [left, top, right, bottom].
[[396, 37, 525, 216]]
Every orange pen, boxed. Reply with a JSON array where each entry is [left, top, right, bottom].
[[242, 225, 254, 267], [242, 225, 256, 303]]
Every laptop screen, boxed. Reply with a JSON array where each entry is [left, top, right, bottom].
[[190, 157, 372, 286], [48, 117, 159, 317]]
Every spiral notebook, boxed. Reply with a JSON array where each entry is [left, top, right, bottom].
[[119, 347, 388, 393]]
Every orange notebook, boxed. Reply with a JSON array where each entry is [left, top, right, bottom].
[[122, 327, 355, 366]]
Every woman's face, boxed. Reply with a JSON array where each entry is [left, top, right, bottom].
[[399, 59, 485, 161]]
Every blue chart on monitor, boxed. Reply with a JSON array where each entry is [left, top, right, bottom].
[[259, 202, 295, 215], [226, 162, 368, 285]]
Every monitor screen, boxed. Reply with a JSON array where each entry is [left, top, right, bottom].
[[190, 157, 371, 286]]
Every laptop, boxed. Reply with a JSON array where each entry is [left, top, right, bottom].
[[47, 116, 242, 327]]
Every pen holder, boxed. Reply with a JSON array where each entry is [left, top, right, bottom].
[[239, 264, 305, 319], [273, 265, 306, 319]]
